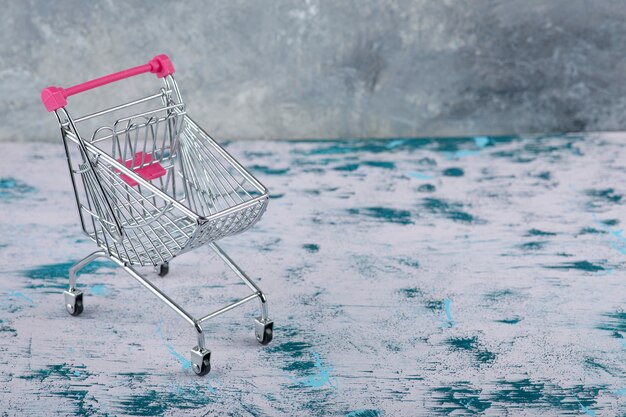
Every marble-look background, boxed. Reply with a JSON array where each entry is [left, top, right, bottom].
[[0, 135, 625, 416], [4, 0, 626, 142]]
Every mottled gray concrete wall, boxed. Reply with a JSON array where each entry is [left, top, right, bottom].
[[3, 0, 626, 141]]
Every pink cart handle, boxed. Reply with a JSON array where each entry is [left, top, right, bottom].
[[41, 54, 175, 112]]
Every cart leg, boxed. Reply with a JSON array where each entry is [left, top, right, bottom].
[[64, 250, 108, 316], [209, 243, 273, 345], [191, 322, 211, 376], [107, 258, 212, 375]]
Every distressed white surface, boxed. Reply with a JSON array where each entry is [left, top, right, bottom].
[[0, 136, 625, 416]]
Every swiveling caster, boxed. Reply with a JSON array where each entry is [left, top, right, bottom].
[[155, 261, 169, 277], [190, 346, 211, 376], [255, 317, 274, 345], [64, 290, 84, 316], [63, 250, 106, 316]]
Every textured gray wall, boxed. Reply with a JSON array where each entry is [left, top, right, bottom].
[[3, 0, 626, 141]]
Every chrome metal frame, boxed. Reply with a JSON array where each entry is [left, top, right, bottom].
[[64, 243, 270, 351], [52, 73, 273, 374]]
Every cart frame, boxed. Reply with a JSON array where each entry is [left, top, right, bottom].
[[42, 55, 273, 375]]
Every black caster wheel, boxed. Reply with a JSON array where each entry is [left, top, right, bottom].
[[190, 347, 211, 376], [156, 262, 169, 277], [255, 318, 273, 345], [63, 290, 84, 316]]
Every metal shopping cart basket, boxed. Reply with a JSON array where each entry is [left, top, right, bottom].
[[40, 54, 272, 375]]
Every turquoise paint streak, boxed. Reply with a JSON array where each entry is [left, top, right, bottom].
[[155, 321, 192, 370], [386, 139, 404, 149], [0, 177, 35, 202], [407, 171, 433, 180], [474, 136, 489, 148], [445, 150, 480, 160], [593, 214, 626, 255], [576, 399, 596, 417], [90, 284, 108, 296], [296, 352, 335, 388], [609, 229, 626, 254], [441, 298, 455, 328], [7, 290, 33, 304]]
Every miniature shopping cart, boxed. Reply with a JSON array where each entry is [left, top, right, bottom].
[[41, 54, 272, 375]]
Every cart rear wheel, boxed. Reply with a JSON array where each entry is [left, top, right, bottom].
[[156, 262, 169, 277], [64, 290, 84, 316], [255, 318, 273, 345]]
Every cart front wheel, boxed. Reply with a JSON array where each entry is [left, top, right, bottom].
[[64, 290, 84, 316], [191, 347, 211, 376]]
